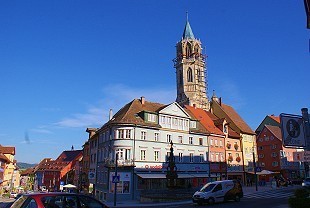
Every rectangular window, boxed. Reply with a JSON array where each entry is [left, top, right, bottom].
[[215, 139, 218, 147], [259, 154, 264, 158], [272, 161, 278, 167], [200, 154, 204, 162], [155, 133, 159, 141], [219, 140, 223, 147], [125, 149, 131, 160], [199, 138, 203, 145], [167, 117, 171, 124], [148, 114, 156, 122], [189, 153, 194, 162], [161, 116, 166, 123], [210, 154, 214, 161], [215, 153, 219, 162], [178, 136, 183, 144], [179, 152, 183, 162], [190, 121, 196, 128], [167, 134, 172, 143], [189, 137, 193, 144], [210, 139, 213, 146], [154, 151, 159, 161], [141, 131, 146, 140], [140, 150, 146, 161], [125, 129, 131, 139], [271, 144, 277, 149], [118, 129, 124, 139], [271, 152, 277, 157], [166, 152, 170, 162], [258, 146, 263, 150]]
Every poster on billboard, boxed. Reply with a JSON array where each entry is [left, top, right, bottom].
[[280, 113, 306, 148]]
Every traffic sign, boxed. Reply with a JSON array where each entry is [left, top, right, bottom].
[[280, 113, 306, 148], [112, 175, 120, 183]]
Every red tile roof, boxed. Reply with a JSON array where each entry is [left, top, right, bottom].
[[0, 145, 15, 155], [220, 103, 255, 135], [269, 115, 280, 124], [105, 99, 165, 127], [205, 111, 240, 139], [0, 153, 10, 163], [185, 105, 224, 135], [101, 98, 209, 134], [265, 125, 282, 141]]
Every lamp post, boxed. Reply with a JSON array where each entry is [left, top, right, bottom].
[[113, 153, 118, 207], [252, 148, 258, 191]]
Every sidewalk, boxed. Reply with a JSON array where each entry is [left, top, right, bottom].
[[103, 185, 299, 207]]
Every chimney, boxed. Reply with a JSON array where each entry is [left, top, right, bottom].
[[193, 104, 196, 108], [109, 109, 113, 120], [141, 96, 145, 105], [219, 97, 222, 106]]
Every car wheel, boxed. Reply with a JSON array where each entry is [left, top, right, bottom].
[[208, 197, 215, 205], [235, 195, 241, 202]]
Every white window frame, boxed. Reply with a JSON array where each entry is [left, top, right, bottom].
[[154, 151, 159, 162], [189, 137, 193, 144], [140, 150, 146, 161], [141, 131, 146, 140]]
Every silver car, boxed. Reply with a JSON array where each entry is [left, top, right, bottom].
[[302, 178, 310, 188]]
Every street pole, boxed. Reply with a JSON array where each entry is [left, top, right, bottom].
[[113, 153, 118, 207], [301, 108, 310, 177], [253, 150, 258, 191]]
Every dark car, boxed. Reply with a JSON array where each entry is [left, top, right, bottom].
[[9, 192, 105, 208]]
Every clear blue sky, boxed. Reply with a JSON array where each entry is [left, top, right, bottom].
[[0, 1, 309, 164]]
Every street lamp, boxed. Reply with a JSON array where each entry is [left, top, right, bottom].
[[252, 148, 258, 191]]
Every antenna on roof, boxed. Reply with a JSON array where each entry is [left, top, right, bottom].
[[71, 145, 74, 150]]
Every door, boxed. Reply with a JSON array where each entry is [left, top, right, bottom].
[[212, 184, 225, 202]]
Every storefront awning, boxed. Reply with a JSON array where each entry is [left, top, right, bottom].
[[137, 173, 166, 179], [136, 173, 210, 179]]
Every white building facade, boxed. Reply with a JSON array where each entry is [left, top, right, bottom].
[[91, 99, 210, 202]]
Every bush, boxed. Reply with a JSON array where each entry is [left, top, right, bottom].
[[294, 188, 309, 198], [288, 188, 310, 208]]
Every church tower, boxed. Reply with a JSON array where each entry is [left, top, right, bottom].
[[174, 17, 209, 110]]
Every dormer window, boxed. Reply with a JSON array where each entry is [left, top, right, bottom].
[[223, 124, 228, 134], [190, 120, 197, 128], [147, 113, 157, 122]]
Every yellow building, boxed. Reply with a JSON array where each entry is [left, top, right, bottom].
[[210, 95, 257, 184], [0, 145, 19, 191]]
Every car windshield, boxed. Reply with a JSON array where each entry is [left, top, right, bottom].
[[10, 195, 28, 208], [304, 178, 310, 182], [200, 183, 216, 192]]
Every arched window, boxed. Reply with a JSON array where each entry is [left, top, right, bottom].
[[194, 44, 199, 54], [186, 43, 191, 58], [187, 68, 193, 82]]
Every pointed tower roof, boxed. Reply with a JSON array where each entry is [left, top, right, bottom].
[[182, 13, 195, 39]]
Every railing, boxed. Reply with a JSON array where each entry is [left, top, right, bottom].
[[104, 158, 135, 167]]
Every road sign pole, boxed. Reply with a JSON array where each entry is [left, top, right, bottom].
[[253, 150, 258, 191], [301, 108, 310, 151], [113, 153, 118, 207]]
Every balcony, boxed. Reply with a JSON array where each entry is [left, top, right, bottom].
[[104, 158, 135, 167]]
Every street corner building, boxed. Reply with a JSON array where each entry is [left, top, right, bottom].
[[83, 18, 257, 203]]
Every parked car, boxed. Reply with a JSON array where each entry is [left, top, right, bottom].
[[302, 178, 310, 188], [10, 192, 105, 208], [192, 180, 243, 205], [9, 192, 17, 198]]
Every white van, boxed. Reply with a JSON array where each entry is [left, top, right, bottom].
[[192, 180, 243, 205]]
